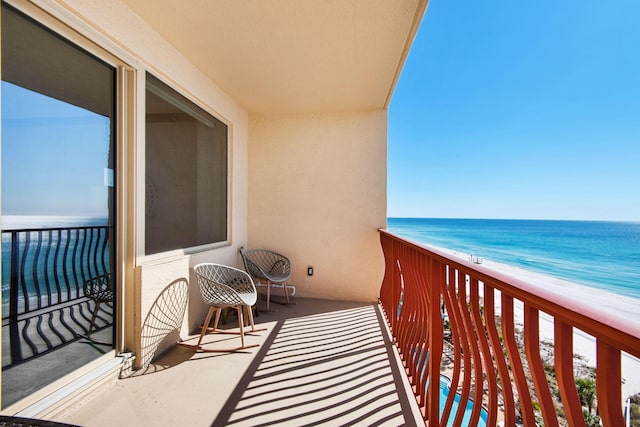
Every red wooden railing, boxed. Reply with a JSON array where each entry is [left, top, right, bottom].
[[379, 229, 640, 427]]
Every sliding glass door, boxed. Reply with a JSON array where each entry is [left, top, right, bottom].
[[1, 4, 116, 407]]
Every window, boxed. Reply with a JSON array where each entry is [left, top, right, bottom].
[[145, 74, 228, 255]]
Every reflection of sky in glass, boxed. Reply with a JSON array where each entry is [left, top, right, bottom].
[[1, 81, 111, 217]]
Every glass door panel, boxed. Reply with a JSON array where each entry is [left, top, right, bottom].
[[1, 4, 116, 408]]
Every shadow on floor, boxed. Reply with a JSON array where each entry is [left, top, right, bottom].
[[209, 301, 418, 427]]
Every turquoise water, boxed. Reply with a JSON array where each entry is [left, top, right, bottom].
[[439, 376, 488, 427], [387, 218, 640, 300]]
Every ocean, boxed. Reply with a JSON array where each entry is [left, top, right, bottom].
[[387, 218, 640, 300]]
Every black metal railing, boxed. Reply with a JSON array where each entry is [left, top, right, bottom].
[[2, 225, 112, 364]]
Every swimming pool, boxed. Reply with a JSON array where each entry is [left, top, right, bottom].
[[415, 350, 490, 426], [439, 375, 488, 427]]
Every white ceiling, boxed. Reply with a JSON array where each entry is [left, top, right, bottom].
[[121, 0, 427, 114]]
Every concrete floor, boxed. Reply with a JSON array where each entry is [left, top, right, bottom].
[[59, 298, 422, 426]]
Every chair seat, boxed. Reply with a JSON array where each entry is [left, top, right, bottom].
[[236, 292, 257, 307], [257, 273, 289, 283]]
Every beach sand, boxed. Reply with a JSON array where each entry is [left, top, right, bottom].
[[434, 246, 640, 401]]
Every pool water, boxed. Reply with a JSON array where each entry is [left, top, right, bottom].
[[439, 376, 488, 426]]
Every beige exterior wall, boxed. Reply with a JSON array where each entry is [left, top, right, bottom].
[[248, 111, 388, 302]]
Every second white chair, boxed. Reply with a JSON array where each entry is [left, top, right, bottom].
[[239, 247, 294, 311]]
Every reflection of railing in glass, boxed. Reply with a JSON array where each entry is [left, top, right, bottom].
[[1, 226, 111, 363]]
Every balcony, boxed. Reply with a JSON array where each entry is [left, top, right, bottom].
[[4, 228, 640, 426]]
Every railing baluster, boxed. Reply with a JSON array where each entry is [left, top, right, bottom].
[[10, 231, 23, 362], [456, 272, 483, 427], [502, 294, 536, 426], [484, 286, 516, 426], [426, 256, 442, 424], [20, 232, 31, 313], [470, 278, 498, 426], [469, 277, 498, 425], [451, 269, 472, 427], [90, 227, 98, 279], [33, 231, 44, 309], [71, 228, 80, 290], [524, 305, 559, 426], [596, 341, 624, 426], [416, 253, 430, 413], [63, 228, 72, 298], [53, 229, 63, 302], [396, 247, 411, 374], [441, 263, 462, 425], [100, 227, 109, 277], [79, 228, 89, 285], [554, 321, 586, 427], [43, 230, 54, 306]]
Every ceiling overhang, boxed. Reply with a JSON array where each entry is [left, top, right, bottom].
[[120, 0, 427, 114]]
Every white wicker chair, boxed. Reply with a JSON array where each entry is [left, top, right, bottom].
[[239, 247, 294, 311], [178, 263, 264, 352]]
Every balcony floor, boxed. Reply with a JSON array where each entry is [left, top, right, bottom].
[[62, 298, 422, 426]]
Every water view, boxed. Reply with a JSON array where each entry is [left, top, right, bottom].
[[387, 217, 640, 300]]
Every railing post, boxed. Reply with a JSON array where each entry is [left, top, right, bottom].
[[10, 231, 23, 362], [426, 256, 442, 425], [596, 341, 624, 426], [555, 321, 586, 427]]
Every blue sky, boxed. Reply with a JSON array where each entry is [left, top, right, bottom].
[[388, 0, 640, 221], [1, 82, 110, 217]]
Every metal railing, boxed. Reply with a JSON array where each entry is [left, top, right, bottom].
[[2, 225, 111, 363], [379, 229, 640, 426]]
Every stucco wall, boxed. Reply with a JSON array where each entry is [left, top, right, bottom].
[[248, 111, 388, 302]]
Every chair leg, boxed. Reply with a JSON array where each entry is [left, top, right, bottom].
[[195, 306, 216, 348], [266, 280, 271, 311], [87, 301, 101, 333], [237, 306, 245, 348], [246, 304, 267, 333], [212, 307, 222, 330], [178, 305, 263, 353], [283, 281, 290, 304]]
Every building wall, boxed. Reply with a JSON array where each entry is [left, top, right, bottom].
[[248, 111, 388, 302]]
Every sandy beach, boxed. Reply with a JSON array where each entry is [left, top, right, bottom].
[[434, 245, 640, 401]]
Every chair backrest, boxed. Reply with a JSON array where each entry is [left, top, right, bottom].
[[239, 247, 291, 280], [83, 274, 113, 302], [193, 263, 257, 307]]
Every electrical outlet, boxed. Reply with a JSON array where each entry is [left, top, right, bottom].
[[307, 266, 313, 276]]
